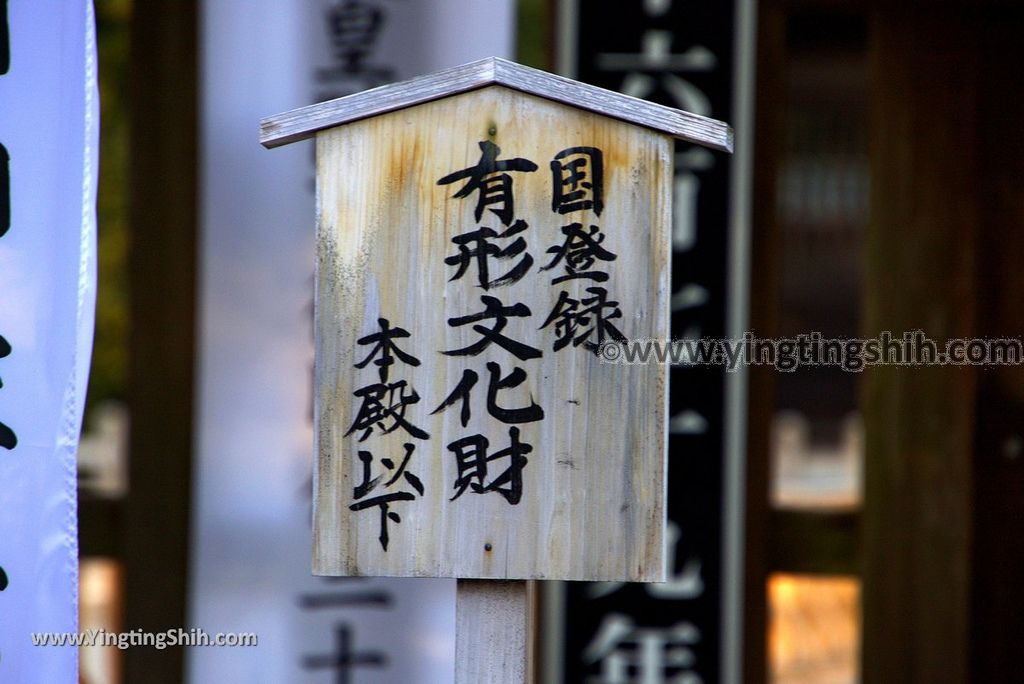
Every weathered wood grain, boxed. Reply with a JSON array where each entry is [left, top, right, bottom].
[[455, 580, 533, 684], [314, 85, 669, 581], [261, 56, 733, 152]]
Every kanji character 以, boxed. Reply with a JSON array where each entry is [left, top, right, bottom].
[[352, 443, 424, 500]]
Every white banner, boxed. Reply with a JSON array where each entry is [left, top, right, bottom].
[[190, 1, 513, 681], [0, 0, 98, 681]]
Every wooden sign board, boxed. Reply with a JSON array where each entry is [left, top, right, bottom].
[[261, 58, 732, 582]]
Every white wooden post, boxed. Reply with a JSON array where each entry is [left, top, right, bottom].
[[456, 580, 533, 683]]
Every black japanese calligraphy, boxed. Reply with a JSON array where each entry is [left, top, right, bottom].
[[551, 146, 604, 216], [437, 140, 538, 226], [0, 0, 8, 76], [431, 362, 544, 426], [541, 223, 618, 284], [349, 443, 423, 550], [346, 380, 428, 442], [347, 317, 428, 550], [445, 219, 533, 289], [1, 143, 8, 239], [0, 335, 15, 450], [354, 317, 420, 383], [443, 295, 542, 362], [541, 287, 628, 354], [353, 443, 423, 498], [0, 6, 10, 629], [448, 426, 531, 505]]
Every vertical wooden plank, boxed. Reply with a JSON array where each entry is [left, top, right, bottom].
[[455, 580, 534, 684], [124, 1, 197, 681], [861, 6, 978, 683]]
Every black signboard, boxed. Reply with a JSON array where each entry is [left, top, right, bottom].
[[555, 1, 741, 681]]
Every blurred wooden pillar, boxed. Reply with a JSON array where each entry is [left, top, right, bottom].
[[970, 10, 1024, 680], [744, 2, 786, 682], [862, 5, 979, 683], [124, 0, 197, 681]]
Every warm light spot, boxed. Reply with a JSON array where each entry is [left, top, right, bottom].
[[80, 557, 123, 684], [769, 573, 859, 684]]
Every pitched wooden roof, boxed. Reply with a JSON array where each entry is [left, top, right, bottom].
[[260, 57, 732, 152]]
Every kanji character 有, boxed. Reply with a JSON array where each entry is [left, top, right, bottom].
[[437, 140, 538, 226]]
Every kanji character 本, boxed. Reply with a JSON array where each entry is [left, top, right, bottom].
[[443, 295, 542, 362], [448, 426, 531, 505], [437, 141, 538, 226], [540, 287, 628, 353], [445, 219, 534, 289], [431, 362, 544, 427], [540, 223, 617, 284], [349, 443, 424, 551], [550, 146, 604, 216], [354, 317, 421, 382], [345, 380, 429, 442]]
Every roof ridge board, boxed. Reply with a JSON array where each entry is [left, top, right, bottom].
[[261, 56, 732, 153], [491, 58, 732, 152], [260, 58, 499, 149]]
